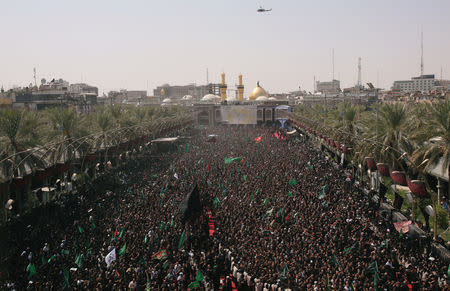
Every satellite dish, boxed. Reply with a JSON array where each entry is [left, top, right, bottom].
[[41, 78, 46, 85]]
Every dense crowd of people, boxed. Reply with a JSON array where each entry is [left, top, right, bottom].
[[1, 125, 448, 290]]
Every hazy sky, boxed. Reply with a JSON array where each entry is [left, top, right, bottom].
[[1, 0, 450, 95]]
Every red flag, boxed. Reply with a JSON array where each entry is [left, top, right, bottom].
[[114, 229, 119, 237], [207, 158, 210, 171], [240, 158, 244, 164], [254, 136, 262, 143], [285, 215, 290, 222], [274, 132, 279, 139]]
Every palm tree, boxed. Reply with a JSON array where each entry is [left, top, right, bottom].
[[371, 103, 413, 170], [0, 109, 44, 214], [411, 100, 450, 200], [44, 107, 90, 164]]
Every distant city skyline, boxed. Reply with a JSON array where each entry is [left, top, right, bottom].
[[1, 0, 449, 95]]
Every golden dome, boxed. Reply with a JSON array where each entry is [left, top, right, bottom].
[[249, 81, 268, 100]]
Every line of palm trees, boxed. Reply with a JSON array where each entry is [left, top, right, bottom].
[[0, 105, 193, 221], [291, 100, 449, 239]]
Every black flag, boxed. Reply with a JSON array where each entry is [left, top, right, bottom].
[[179, 184, 202, 222], [420, 206, 430, 229], [393, 191, 404, 210], [379, 183, 388, 199]]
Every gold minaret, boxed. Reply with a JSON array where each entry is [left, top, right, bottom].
[[219, 72, 227, 101], [237, 74, 244, 101]]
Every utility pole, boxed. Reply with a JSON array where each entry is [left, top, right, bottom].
[[332, 49, 335, 94], [313, 76, 316, 93], [332, 49, 335, 81], [33, 68, 37, 87], [420, 31, 424, 76], [357, 57, 362, 87]]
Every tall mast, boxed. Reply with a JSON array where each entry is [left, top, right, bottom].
[[33, 68, 37, 87], [420, 31, 424, 76], [332, 49, 335, 80], [357, 57, 362, 87]]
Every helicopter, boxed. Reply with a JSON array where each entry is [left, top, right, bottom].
[[257, 6, 272, 13]]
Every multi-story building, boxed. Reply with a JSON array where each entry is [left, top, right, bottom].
[[392, 74, 436, 93], [12, 79, 98, 110], [126, 90, 147, 102], [316, 80, 340, 94], [153, 83, 220, 100]]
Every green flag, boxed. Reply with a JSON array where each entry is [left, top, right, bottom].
[[255, 188, 260, 195], [281, 265, 288, 279], [170, 217, 174, 228], [288, 191, 293, 198], [366, 261, 379, 274], [277, 208, 285, 218], [47, 255, 56, 263], [119, 228, 124, 238], [61, 249, 70, 255], [119, 243, 126, 256], [146, 271, 151, 291], [188, 280, 201, 289], [213, 197, 220, 207], [263, 198, 269, 205], [195, 270, 204, 282], [75, 253, 83, 267], [318, 189, 326, 200], [344, 243, 357, 255], [26, 263, 36, 278], [448, 264, 450, 278], [144, 234, 149, 244], [243, 175, 247, 182], [374, 271, 380, 290], [288, 179, 297, 186], [224, 157, 242, 164], [91, 222, 96, 230], [63, 269, 69, 288], [178, 230, 186, 249], [330, 255, 340, 267], [78, 226, 84, 234], [380, 239, 388, 249], [162, 261, 169, 269]]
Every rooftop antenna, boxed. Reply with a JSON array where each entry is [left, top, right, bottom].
[[33, 68, 37, 87], [332, 49, 335, 81], [357, 57, 362, 87], [377, 70, 379, 88], [420, 30, 424, 76], [206, 68, 209, 84], [313, 75, 316, 92], [332, 49, 335, 93]]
